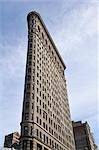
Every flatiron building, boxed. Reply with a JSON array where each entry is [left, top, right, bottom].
[[20, 11, 75, 150]]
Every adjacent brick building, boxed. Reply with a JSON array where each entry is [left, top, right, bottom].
[[72, 121, 98, 150]]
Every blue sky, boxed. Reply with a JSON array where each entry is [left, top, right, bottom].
[[0, 0, 98, 148]]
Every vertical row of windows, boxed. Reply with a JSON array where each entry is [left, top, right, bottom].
[[35, 30, 70, 145], [36, 129, 66, 150], [22, 140, 33, 150], [24, 17, 75, 149], [23, 24, 36, 123]]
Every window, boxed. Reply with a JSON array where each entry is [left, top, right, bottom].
[[37, 97, 39, 102], [44, 148, 48, 150], [50, 103, 51, 108], [33, 62, 35, 66], [37, 129, 38, 136], [37, 80, 39, 85], [50, 139, 51, 146], [40, 109, 41, 115], [24, 126, 28, 135], [37, 106, 39, 113], [45, 104, 47, 110], [46, 124, 48, 130], [37, 143, 42, 150], [37, 116, 39, 123], [43, 111, 45, 119], [28, 68, 31, 73], [27, 84, 30, 89], [49, 45, 50, 50], [40, 100, 41, 105], [32, 19, 34, 24], [52, 141, 54, 148], [51, 120, 52, 125], [49, 118, 50, 124], [43, 122, 45, 128], [49, 127, 51, 133], [55, 143, 56, 148], [37, 73, 39, 77], [52, 129, 53, 135], [40, 131, 42, 139], [38, 26, 40, 32], [31, 113, 33, 120], [33, 84, 34, 90], [46, 136, 48, 144], [25, 102, 29, 109], [43, 102, 44, 108], [40, 76, 41, 80], [30, 43, 32, 48], [33, 76, 35, 82], [40, 119, 42, 125], [37, 59, 39, 64], [25, 113, 29, 120], [37, 66, 39, 70], [32, 93, 34, 99], [23, 140, 27, 150], [27, 75, 31, 80], [31, 126, 33, 135], [42, 32, 44, 39], [26, 92, 30, 99], [28, 55, 32, 59], [33, 69, 35, 73], [43, 134, 45, 142], [45, 39, 47, 45], [30, 141, 33, 149]]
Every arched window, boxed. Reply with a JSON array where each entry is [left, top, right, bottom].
[[38, 25, 40, 32]]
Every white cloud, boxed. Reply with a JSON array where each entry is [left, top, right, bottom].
[[0, 36, 27, 147], [50, 1, 98, 144], [53, 3, 97, 53], [0, 38, 27, 78]]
